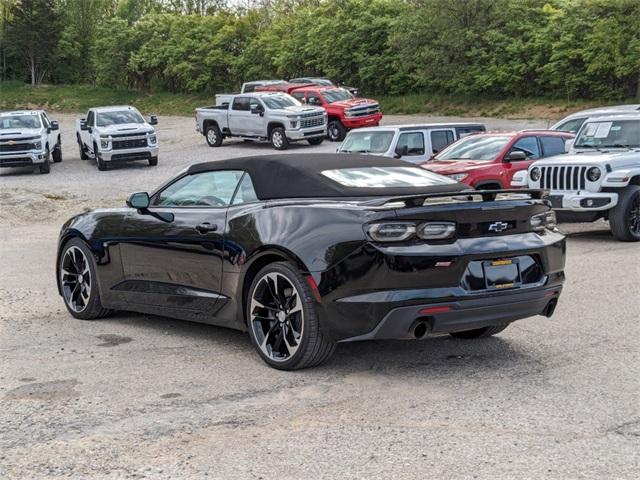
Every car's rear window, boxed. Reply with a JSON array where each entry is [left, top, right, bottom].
[[321, 167, 457, 188]]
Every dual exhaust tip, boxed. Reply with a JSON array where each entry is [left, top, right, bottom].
[[410, 298, 558, 339]]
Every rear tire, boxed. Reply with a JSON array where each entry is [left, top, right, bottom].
[[609, 185, 640, 242], [205, 124, 223, 147], [52, 137, 62, 163], [39, 147, 50, 174], [247, 262, 336, 370], [327, 120, 347, 142], [307, 137, 324, 146], [58, 238, 111, 320], [149, 156, 158, 166], [270, 127, 289, 150], [449, 324, 509, 339]]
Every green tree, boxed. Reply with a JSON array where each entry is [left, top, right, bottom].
[[8, 0, 60, 84]]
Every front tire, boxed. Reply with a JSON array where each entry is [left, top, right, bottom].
[[307, 137, 324, 146], [149, 156, 158, 166], [77, 134, 88, 160], [609, 185, 640, 242], [247, 262, 336, 370], [95, 142, 108, 171], [59, 238, 111, 320], [39, 147, 50, 174], [327, 120, 347, 142], [449, 324, 509, 339], [52, 137, 62, 163], [205, 124, 223, 147], [270, 127, 289, 150]]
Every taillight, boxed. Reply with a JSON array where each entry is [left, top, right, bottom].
[[365, 222, 456, 242]]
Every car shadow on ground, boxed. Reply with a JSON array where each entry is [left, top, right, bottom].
[[101, 311, 537, 377]]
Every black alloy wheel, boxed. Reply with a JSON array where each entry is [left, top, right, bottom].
[[610, 185, 640, 242], [59, 239, 111, 320], [247, 262, 335, 370]]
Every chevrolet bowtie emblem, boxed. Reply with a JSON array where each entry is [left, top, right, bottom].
[[488, 221, 509, 233]]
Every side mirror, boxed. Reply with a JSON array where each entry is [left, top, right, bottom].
[[80, 120, 88, 131], [127, 192, 150, 210], [504, 150, 527, 161], [149, 115, 158, 125], [308, 97, 321, 106], [432, 148, 439, 155], [564, 138, 573, 153], [394, 145, 409, 158], [49, 121, 59, 131], [250, 104, 264, 115]]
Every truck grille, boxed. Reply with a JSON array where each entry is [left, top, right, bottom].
[[0, 142, 36, 152], [112, 138, 148, 150], [300, 116, 325, 129], [347, 104, 380, 117], [539, 165, 587, 191]]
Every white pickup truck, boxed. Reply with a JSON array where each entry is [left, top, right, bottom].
[[512, 114, 640, 241], [195, 92, 327, 150], [0, 109, 62, 174], [336, 123, 486, 163], [76, 105, 158, 171]]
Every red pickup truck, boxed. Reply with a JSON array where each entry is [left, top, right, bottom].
[[255, 83, 382, 141], [422, 130, 574, 189]]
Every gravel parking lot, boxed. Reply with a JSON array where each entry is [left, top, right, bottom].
[[1, 113, 638, 479]]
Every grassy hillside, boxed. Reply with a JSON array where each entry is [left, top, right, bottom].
[[0, 81, 632, 120]]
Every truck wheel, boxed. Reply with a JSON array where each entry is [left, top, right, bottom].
[[327, 120, 346, 142], [148, 156, 158, 166], [52, 137, 63, 163], [205, 125, 223, 147], [77, 134, 88, 160], [39, 148, 51, 174], [95, 143, 108, 171], [609, 185, 640, 242], [307, 137, 324, 146], [270, 127, 289, 150], [450, 324, 509, 339]]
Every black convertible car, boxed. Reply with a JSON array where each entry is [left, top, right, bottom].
[[57, 154, 565, 369]]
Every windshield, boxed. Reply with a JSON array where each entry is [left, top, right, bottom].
[[96, 110, 144, 127], [574, 120, 640, 148], [0, 114, 41, 130], [340, 131, 394, 153], [261, 94, 301, 109], [436, 135, 512, 161], [322, 88, 353, 103], [321, 167, 457, 188]]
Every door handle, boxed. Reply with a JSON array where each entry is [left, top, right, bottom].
[[196, 222, 218, 234]]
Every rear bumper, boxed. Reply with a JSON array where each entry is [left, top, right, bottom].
[[339, 284, 562, 342], [0, 151, 47, 167], [342, 112, 382, 129], [99, 146, 159, 162]]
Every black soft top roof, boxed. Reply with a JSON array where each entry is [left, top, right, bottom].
[[187, 154, 467, 200]]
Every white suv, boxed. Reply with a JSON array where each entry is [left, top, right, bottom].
[[0, 110, 62, 174], [513, 114, 640, 241]]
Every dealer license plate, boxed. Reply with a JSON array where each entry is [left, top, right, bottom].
[[483, 259, 521, 289]]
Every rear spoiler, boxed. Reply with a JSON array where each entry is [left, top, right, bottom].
[[362, 189, 549, 207]]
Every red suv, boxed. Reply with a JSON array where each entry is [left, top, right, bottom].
[[421, 130, 574, 189]]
